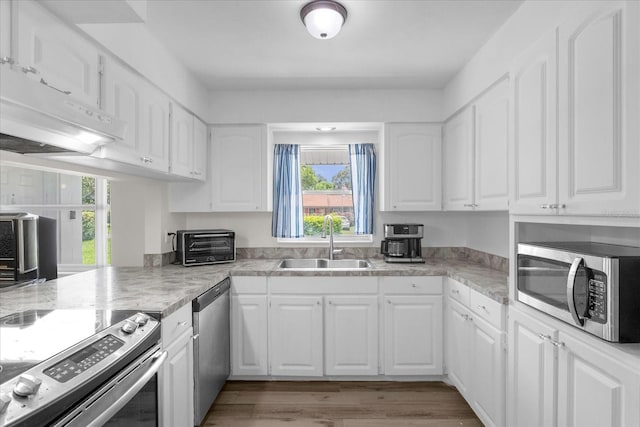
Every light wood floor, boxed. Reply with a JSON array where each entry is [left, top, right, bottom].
[[201, 381, 482, 427]]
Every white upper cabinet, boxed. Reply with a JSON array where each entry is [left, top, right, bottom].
[[14, 0, 99, 106], [510, 29, 559, 215], [444, 81, 509, 211], [1, 1, 11, 60], [211, 125, 266, 211], [169, 103, 206, 181], [474, 80, 509, 210], [139, 82, 171, 172], [384, 123, 442, 211], [511, 1, 640, 216], [558, 1, 640, 216], [444, 108, 475, 210]]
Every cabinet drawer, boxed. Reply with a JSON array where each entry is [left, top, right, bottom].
[[162, 303, 193, 346], [470, 289, 505, 330], [380, 276, 443, 294], [447, 278, 470, 306], [231, 276, 267, 294]]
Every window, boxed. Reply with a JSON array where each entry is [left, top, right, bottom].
[[272, 142, 376, 242], [0, 165, 111, 273]]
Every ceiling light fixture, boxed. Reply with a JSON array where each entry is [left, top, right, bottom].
[[300, 0, 347, 40]]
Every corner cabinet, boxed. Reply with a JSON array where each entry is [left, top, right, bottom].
[[508, 306, 640, 427], [159, 304, 194, 427], [511, 1, 640, 216], [444, 80, 509, 211], [211, 125, 267, 211], [383, 123, 442, 211]]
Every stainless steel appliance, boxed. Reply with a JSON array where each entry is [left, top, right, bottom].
[[380, 224, 425, 263], [0, 213, 57, 288], [517, 242, 640, 342], [0, 64, 126, 155], [176, 229, 235, 266], [0, 309, 165, 426], [192, 278, 230, 425]]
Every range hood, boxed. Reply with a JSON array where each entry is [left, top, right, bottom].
[[0, 66, 127, 155]]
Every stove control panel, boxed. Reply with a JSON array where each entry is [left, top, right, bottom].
[[12, 374, 42, 397]]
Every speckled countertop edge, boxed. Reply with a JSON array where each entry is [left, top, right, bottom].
[[0, 258, 508, 318]]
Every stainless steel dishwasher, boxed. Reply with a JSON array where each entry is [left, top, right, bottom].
[[192, 277, 230, 426]]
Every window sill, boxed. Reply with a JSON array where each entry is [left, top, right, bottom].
[[277, 235, 373, 244]]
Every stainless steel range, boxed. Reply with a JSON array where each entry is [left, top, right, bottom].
[[0, 309, 165, 427]]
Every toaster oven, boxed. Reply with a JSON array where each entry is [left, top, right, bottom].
[[176, 229, 235, 266]]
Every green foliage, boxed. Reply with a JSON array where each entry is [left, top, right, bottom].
[[301, 165, 318, 190], [303, 214, 342, 236], [82, 177, 95, 205], [82, 211, 94, 241], [315, 181, 334, 190], [332, 165, 351, 190]]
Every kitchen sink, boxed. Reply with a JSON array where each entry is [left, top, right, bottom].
[[277, 258, 372, 270]]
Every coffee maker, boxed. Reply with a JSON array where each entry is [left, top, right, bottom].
[[380, 224, 425, 263]]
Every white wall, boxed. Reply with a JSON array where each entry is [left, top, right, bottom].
[[111, 179, 185, 266], [78, 23, 210, 119], [209, 89, 444, 124], [442, 0, 603, 118]]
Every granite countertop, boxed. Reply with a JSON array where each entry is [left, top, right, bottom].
[[0, 258, 508, 319]]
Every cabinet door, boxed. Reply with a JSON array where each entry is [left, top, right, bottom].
[[192, 118, 208, 180], [383, 295, 443, 375], [102, 58, 142, 161], [269, 296, 323, 376], [470, 315, 506, 427], [474, 80, 509, 211], [443, 109, 474, 210], [446, 298, 472, 396], [140, 82, 170, 172], [0, 0, 11, 60], [15, 0, 99, 106], [558, 1, 640, 216], [510, 29, 558, 215], [325, 296, 378, 376], [385, 123, 442, 211], [170, 103, 194, 178], [557, 331, 640, 427], [230, 295, 268, 376], [507, 307, 558, 427], [211, 125, 265, 211], [160, 330, 194, 427]]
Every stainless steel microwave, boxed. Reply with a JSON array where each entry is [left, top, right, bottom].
[[516, 242, 640, 342], [176, 229, 235, 266]]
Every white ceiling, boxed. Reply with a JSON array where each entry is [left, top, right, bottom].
[[145, 0, 523, 91]]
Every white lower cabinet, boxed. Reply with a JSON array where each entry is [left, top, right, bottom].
[[446, 279, 506, 427], [230, 277, 268, 377], [325, 296, 379, 376], [160, 304, 194, 427], [508, 306, 640, 427], [269, 295, 324, 376], [383, 295, 443, 375]]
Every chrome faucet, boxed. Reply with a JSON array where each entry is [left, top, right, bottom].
[[321, 215, 342, 260]]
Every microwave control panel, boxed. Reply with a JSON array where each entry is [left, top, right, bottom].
[[587, 271, 607, 323]]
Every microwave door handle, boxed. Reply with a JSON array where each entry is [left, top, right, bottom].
[[567, 257, 585, 327], [191, 234, 231, 238]]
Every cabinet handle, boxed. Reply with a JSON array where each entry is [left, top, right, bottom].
[[477, 305, 487, 312], [540, 204, 566, 209], [463, 204, 474, 207], [551, 340, 565, 348], [328, 300, 332, 305], [0, 57, 15, 65], [411, 284, 416, 288], [317, 300, 321, 305], [387, 300, 391, 304], [22, 65, 38, 75], [39, 77, 72, 95], [538, 333, 551, 341], [451, 289, 460, 295], [177, 321, 188, 327], [192, 334, 200, 340]]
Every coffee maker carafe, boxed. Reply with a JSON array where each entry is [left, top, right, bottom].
[[380, 224, 425, 263]]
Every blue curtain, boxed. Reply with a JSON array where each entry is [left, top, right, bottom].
[[272, 144, 304, 238], [349, 144, 376, 234]]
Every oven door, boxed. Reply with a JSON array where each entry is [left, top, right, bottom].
[[52, 345, 167, 427], [517, 244, 617, 341]]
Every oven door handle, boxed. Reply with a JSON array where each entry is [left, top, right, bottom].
[[567, 257, 585, 327]]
